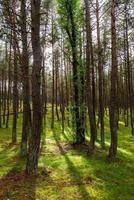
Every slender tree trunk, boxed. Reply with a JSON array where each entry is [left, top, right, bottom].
[[96, 0, 105, 148], [55, 50, 60, 121], [20, 0, 31, 156], [3, 52, 7, 126], [108, 0, 118, 159], [51, 15, 55, 129], [42, 45, 46, 124], [61, 38, 65, 133], [12, 0, 18, 144], [123, 28, 129, 127], [84, 0, 97, 152], [6, 42, 12, 128], [12, 48, 18, 144]]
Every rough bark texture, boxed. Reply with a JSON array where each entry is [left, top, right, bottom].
[[26, 0, 42, 175]]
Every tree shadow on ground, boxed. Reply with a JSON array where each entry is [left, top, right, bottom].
[[52, 129, 92, 200], [0, 142, 17, 155], [0, 148, 37, 200]]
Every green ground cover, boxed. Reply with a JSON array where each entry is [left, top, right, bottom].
[[0, 112, 134, 200]]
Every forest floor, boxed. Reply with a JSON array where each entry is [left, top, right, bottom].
[[0, 113, 134, 200]]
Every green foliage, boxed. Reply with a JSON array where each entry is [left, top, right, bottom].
[[57, 0, 83, 43]]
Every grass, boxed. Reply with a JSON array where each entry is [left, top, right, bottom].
[[0, 110, 134, 200]]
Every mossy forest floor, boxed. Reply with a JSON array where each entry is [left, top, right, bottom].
[[0, 112, 134, 200]]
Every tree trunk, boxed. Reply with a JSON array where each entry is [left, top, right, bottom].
[[6, 42, 12, 128], [26, 0, 42, 175], [12, 0, 18, 144], [51, 15, 55, 129], [84, 0, 97, 152], [124, 4, 134, 135], [20, 0, 31, 156], [96, 0, 105, 148], [108, 0, 118, 159]]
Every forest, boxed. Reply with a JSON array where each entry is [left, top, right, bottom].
[[0, 0, 134, 199]]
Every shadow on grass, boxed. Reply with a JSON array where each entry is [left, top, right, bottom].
[[52, 129, 91, 200], [0, 145, 37, 200], [0, 142, 17, 155]]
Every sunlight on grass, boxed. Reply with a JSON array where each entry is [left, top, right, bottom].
[[0, 112, 134, 199]]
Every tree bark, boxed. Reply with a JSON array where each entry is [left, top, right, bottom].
[[108, 0, 118, 159], [84, 0, 97, 152], [20, 0, 31, 156], [26, 0, 42, 175], [96, 0, 105, 148]]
